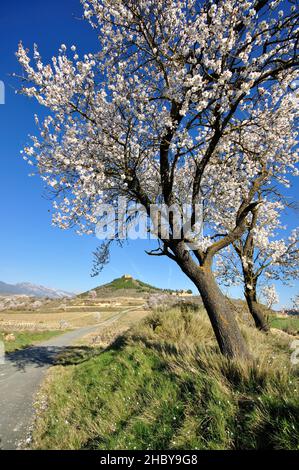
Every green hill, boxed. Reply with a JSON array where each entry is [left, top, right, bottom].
[[79, 275, 175, 298]]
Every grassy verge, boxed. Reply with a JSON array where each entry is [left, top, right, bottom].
[[270, 317, 299, 336], [31, 308, 299, 450], [0, 330, 66, 353]]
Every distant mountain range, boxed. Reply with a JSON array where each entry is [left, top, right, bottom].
[[0, 281, 74, 299]]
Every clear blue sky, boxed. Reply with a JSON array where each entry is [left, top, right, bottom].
[[0, 0, 297, 306]]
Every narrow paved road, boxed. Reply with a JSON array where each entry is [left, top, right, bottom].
[[0, 310, 133, 450]]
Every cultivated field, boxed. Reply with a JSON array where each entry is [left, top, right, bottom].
[[0, 294, 148, 352]]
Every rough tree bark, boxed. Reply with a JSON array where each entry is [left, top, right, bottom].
[[172, 243, 251, 360], [196, 268, 252, 359]]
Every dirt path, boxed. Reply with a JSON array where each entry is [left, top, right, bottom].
[[0, 309, 134, 450]]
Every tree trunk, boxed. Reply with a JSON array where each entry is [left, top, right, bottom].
[[245, 290, 269, 332], [194, 267, 251, 359], [172, 245, 251, 360]]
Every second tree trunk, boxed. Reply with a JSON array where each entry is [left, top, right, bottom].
[[245, 290, 269, 332]]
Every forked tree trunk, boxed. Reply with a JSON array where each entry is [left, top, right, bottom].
[[173, 247, 251, 360], [245, 290, 269, 332]]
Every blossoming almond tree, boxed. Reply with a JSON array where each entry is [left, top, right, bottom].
[[216, 201, 299, 331], [261, 284, 280, 309], [16, 0, 299, 359]]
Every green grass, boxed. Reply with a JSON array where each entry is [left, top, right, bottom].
[[270, 316, 299, 335], [0, 330, 66, 352], [31, 308, 299, 450]]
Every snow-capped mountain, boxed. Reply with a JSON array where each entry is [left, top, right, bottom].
[[0, 281, 74, 299]]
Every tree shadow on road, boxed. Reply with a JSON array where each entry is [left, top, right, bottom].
[[4, 345, 102, 372]]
